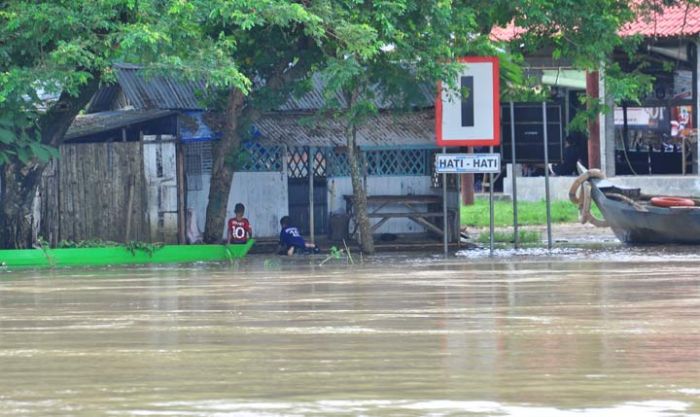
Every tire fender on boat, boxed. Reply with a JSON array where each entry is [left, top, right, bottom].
[[650, 196, 696, 208]]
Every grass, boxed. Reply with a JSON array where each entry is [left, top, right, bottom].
[[477, 230, 541, 244], [461, 198, 602, 227]]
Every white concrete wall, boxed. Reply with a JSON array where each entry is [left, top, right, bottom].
[[188, 173, 448, 238], [187, 171, 288, 239], [327, 176, 439, 234], [504, 174, 700, 201], [186, 174, 210, 237]]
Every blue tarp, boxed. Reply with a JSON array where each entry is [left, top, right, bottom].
[[179, 111, 218, 142]]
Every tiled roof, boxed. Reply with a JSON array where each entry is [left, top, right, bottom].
[[490, 22, 527, 42], [619, 2, 700, 37], [491, 3, 700, 41]]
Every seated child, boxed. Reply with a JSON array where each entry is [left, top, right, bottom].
[[227, 203, 252, 244], [279, 216, 320, 255]]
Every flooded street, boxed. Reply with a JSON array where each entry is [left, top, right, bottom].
[[1, 248, 699, 416]]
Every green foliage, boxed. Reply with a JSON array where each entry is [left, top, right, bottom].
[[461, 198, 602, 227], [37, 237, 164, 257], [329, 246, 343, 259], [0, 111, 58, 164], [124, 241, 164, 257], [56, 239, 120, 249], [0, 1, 151, 163]]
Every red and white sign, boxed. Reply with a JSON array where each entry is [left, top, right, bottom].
[[436, 57, 500, 147]]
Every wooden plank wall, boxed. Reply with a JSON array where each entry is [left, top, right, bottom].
[[42, 142, 151, 243], [38, 159, 60, 245]]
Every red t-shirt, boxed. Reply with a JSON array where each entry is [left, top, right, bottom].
[[228, 217, 252, 243]]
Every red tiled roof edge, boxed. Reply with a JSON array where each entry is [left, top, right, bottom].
[[491, 3, 700, 41]]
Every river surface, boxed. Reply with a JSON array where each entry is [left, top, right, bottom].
[[1, 247, 699, 416]]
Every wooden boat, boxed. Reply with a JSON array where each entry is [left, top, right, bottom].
[[575, 165, 700, 244], [0, 240, 254, 268]]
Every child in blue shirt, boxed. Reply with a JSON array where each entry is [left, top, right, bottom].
[[279, 216, 320, 256]]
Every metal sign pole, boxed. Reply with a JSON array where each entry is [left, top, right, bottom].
[[489, 146, 495, 256], [442, 147, 448, 258], [509, 101, 518, 249], [542, 102, 553, 250], [309, 146, 315, 244]]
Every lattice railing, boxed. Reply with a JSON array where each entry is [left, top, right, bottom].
[[237, 142, 283, 172], [327, 148, 431, 177], [287, 146, 327, 178], [326, 149, 352, 176], [366, 149, 430, 176]]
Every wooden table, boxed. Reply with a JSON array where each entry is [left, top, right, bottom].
[[343, 194, 450, 236]]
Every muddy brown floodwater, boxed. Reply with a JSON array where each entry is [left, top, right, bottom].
[[1, 247, 699, 417]]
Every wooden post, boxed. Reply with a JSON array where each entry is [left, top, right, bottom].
[[586, 71, 601, 169], [176, 143, 186, 244], [682, 137, 687, 175], [460, 148, 474, 204], [125, 175, 135, 242]]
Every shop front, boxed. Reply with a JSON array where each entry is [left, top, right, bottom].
[[613, 40, 698, 175]]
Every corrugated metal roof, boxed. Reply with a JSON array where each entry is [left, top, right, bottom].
[[86, 85, 121, 113], [65, 109, 177, 139], [254, 110, 436, 148], [90, 65, 434, 113], [491, 3, 700, 41], [278, 73, 435, 111], [114, 63, 208, 110]]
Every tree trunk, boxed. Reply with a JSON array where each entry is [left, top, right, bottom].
[[201, 59, 312, 243], [0, 77, 99, 249], [0, 162, 43, 248], [203, 89, 245, 243], [346, 123, 375, 254]]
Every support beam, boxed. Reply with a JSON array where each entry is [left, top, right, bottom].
[[695, 42, 699, 174], [460, 174, 474, 204], [603, 74, 616, 176], [586, 71, 601, 169], [309, 147, 315, 244], [460, 148, 474, 205]]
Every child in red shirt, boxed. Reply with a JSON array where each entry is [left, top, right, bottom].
[[227, 203, 252, 244]]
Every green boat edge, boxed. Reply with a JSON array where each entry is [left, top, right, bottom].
[[0, 240, 254, 269]]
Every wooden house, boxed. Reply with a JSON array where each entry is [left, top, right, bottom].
[[38, 65, 460, 245]]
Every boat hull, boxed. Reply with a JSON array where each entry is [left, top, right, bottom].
[[590, 183, 700, 244], [0, 241, 254, 268]]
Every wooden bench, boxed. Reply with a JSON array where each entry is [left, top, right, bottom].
[[344, 195, 454, 237], [367, 211, 446, 218]]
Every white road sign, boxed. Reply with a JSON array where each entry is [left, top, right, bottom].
[[436, 56, 500, 147], [435, 153, 501, 174]]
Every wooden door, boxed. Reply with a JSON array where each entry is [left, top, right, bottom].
[[143, 136, 179, 243]]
